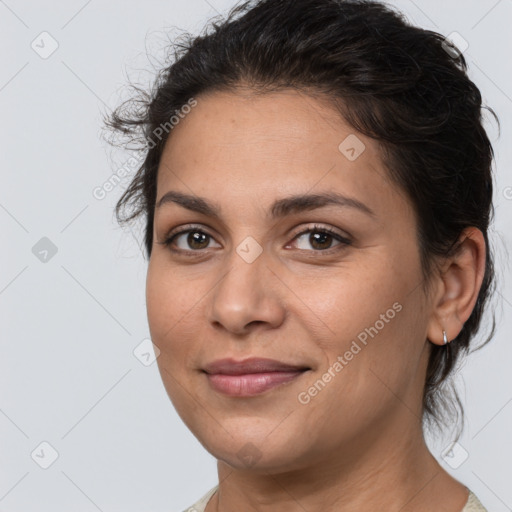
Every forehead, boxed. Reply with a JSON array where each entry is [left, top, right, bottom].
[[155, 89, 409, 220]]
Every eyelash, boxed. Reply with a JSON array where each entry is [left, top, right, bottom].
[[158, 223, 352, 257]]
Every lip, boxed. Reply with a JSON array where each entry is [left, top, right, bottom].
[[203, 357, 310, 375], [202, 357, 311, 397]]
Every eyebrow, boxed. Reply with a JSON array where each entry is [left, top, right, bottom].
[[155, 190, 376, 219]]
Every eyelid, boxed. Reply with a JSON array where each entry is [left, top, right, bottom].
[[158, 223, 219, 250], [288, 223, 351, 243], [164, 223, 215, 241]]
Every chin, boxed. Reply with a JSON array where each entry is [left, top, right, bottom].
[[191, 420, 312, 473]]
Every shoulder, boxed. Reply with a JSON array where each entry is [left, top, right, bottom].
[[462, 489, 488, 512], [181, 485, 219, 512]]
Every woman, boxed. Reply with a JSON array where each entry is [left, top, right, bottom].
[[105, 0, 498, 510]]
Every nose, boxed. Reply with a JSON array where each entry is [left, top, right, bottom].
[[207, 248, 286, 336]]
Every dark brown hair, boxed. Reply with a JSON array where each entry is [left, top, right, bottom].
[[104, 0, 498, 437]]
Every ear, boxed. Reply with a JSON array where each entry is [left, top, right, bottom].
[[426, 227, 487, 346]]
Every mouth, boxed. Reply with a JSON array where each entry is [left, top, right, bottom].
[[202, 357, 311, 397]]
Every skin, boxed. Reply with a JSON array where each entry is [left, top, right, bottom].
[[146, 89, 486, 511]]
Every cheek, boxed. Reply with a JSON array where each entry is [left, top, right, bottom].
[[146, 264, 188, 388], [291, 259, 404, 347], [145, 260, 212, 382], [145, 259, 197, 338], [293, 259, 423, 405], [146, 268, 169, 341], [146, 264, 199, 418], [294, 312, 422, 449]]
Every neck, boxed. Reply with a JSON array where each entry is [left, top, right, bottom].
[[208, 411, 468, 512]]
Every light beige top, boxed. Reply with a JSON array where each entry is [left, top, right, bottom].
[[182, 485, 488, 512]]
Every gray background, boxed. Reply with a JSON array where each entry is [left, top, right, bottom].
[[1, 0, 511, 510]]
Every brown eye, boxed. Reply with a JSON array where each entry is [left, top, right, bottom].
[[308, 231, 336, 250], [161, 226, 221, 252], [183, 231, 210, 250], [289, 225, 352, 252]]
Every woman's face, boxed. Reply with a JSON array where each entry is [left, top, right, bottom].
[[146, 89, 433, 472]]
